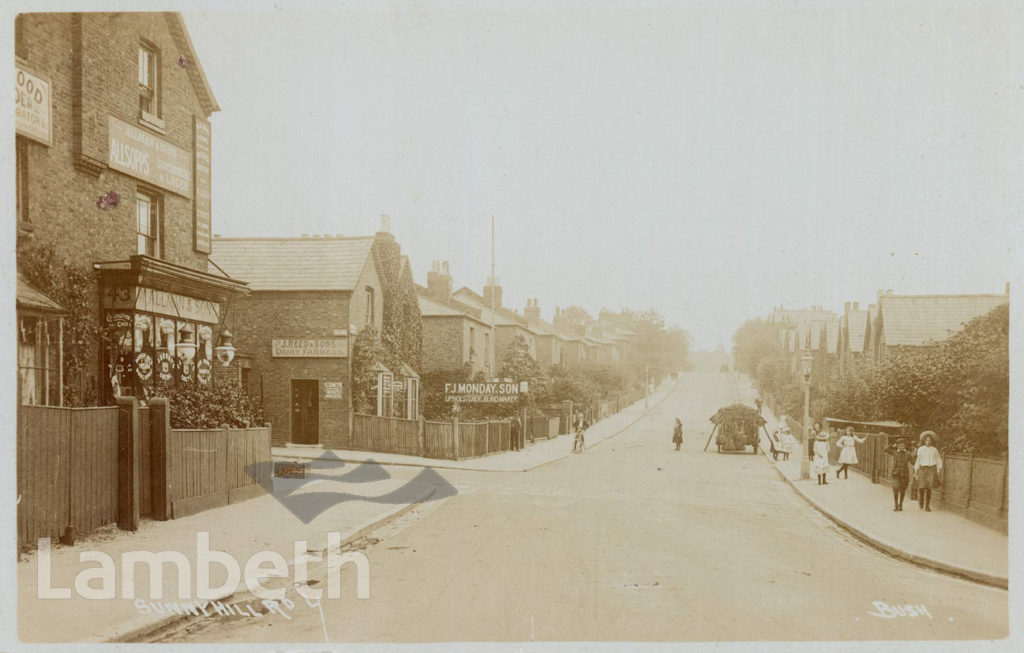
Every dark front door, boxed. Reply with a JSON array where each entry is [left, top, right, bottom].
[[291, 380, 320, 444]]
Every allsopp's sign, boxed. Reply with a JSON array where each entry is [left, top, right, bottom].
[[108, 115, 192, 197]]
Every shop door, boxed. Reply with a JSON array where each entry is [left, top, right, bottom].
[[291, 380, 320, 444]]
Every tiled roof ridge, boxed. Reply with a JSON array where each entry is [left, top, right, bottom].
[[213, 235, 373, 242]]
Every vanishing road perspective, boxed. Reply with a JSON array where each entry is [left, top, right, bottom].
[[153, 371, 1007, 643]]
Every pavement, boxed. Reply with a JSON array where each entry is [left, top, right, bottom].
[[738, 379, 1009, 588], [273, 380, 677, 472], [17, 464, 445, 643], [151, 371, 1007, 643]]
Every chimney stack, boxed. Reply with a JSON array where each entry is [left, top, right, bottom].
[[852, 301, 859, 311], [524, 298, 541, 326], [426, 259, 453, 304], [553, 306, 569, 332], [375, 214, 395, 241], [483, 276, 503, 310]]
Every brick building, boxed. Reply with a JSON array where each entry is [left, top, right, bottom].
[[210, 230, 421, 448], [15, 12, 247, 405], [417, 261, 496, 378], [452, 282, 538, 366]]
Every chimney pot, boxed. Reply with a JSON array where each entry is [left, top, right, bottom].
[[442, 261, 450, 275], [380, 214, 391, 232], [853, 301, 859, 310]]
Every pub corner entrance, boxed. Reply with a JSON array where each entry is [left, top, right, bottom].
[[290, 379, 320, 445]]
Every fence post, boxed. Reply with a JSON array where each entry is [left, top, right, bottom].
[[149, 397, 172, 521], [453, 417, 460, 461], [485, 422, 490, 455], [418, 416, 426, 457], [116, 396, 140, 531]]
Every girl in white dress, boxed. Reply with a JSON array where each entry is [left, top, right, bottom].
[[914, 431, 943, 512], [812, 424, 831, 485], [835, 426, 868, 479]]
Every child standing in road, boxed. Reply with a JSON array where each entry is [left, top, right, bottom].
[[672, 418, 683, 451]]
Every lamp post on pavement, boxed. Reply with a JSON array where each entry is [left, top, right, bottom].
[[799, 349, 813, 480]]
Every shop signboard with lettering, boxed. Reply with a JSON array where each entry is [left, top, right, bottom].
[[193, 118, 212, 253], [102, 285, 220, 324], [272, 339, 347, 358], [324, 381, 343, 399], [108, 115, 192, 197], [15, 62, 52, 146]]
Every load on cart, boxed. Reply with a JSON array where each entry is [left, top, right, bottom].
[[703, 403, 768, 454]]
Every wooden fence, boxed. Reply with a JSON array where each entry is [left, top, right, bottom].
[[17, 405, 119, 549], [457, 420, 512, 458], [17, 397, 272, 549], [528, 416, 561, 440], [351, 414, 421, 456], [424, 420, 455, 458], [167, 426, 272, 519]]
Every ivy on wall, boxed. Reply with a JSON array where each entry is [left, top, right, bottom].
[[17, 241, 105, 406], [351, 237, 423, 415]]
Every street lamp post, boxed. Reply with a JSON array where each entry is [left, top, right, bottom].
[[799, 349, 813, 480]]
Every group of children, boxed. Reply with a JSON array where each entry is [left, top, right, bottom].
[[778, 419, 945, 513]]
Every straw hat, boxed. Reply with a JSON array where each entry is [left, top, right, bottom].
[[919, 430, 938, 445], [816, 431, 830, 440]]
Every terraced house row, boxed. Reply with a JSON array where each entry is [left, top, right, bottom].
[[14, 12, 645, 451]]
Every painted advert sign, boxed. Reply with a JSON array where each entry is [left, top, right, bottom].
[[271, 339, 347, 358], [108, 115, 192, 197], [103, 285, 220, 324], [324, 381, 343, 399], [193, 118, 212, 253], [15, 62, 52, 145]]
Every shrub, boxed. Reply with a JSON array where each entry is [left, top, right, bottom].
[[164, 383, 264, 429]]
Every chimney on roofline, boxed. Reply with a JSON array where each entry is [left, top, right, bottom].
[[553, 306, 569, 332], [375, 214, 395, 242], [1006, 282, 1010, 295], [852, 301, 859, 311], [524, 297, 541, 326], [483, 275, 502, 310], [427, 259, 453, 304]]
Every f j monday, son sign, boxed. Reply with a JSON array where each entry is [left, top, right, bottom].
[[444, 381, 529, 403]]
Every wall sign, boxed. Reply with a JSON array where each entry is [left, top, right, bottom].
[[103, 285, 220, 324], [324, 381, 343, 399], [272, 339, 347, 358], [15, 62, 52, 146], [193, 118, 212, 253], [108, 115, 191, 197]]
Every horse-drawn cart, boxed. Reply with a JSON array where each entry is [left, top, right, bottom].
[[703, 403, 769, 454]]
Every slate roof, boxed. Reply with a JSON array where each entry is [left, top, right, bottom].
[[452, 288, 531, 328], [416, 287, 489, 325], [17, 274, 65, 313], [879, 294, 1009, 347], [846, 309, 869, 353], [210, 237, 374, 291]]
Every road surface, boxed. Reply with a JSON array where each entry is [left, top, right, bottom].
[[156, 372, 1008, 643]]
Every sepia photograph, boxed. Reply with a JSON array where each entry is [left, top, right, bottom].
[[3, 0, 1020, 650]]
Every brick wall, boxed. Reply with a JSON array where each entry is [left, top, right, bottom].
[[18, 12, 211, 272], [229, 291, 352, 447]]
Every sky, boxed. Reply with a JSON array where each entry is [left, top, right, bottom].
[[174, 0, 1019, 350]]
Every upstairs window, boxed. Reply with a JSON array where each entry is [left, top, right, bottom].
[[138, 43, 159, 117], [364, 287, 375, 326], [136, 190, 161, 257]]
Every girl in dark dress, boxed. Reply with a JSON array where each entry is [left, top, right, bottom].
[[672, 418, 683, 451], [884, 437, 913, 511]]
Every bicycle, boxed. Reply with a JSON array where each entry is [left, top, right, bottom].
[[572, 428, 586, 453]]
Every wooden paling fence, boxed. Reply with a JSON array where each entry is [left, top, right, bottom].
[[17, 396, 272, 550], [351, 414, 421, 456], [17, 405, 120, 549]]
